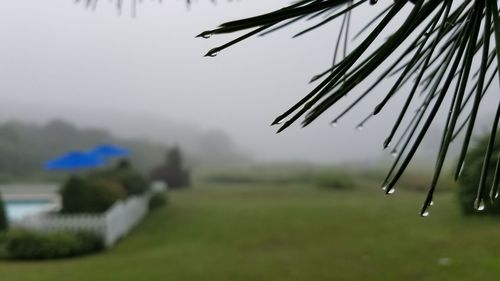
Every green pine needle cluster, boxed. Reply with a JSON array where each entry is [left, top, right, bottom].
[[200, 0, 500, 215]]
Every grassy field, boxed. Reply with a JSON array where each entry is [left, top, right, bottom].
[[0, 183, 499, 281]]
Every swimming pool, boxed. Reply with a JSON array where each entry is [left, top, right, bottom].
[[4, 200, 57, 221]]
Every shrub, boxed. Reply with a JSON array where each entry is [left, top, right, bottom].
[[74, 232, 105, 253], [458, 132, 500, 215], [4, 230, 103, 260], [61, 176, 126, 214], [85, 179, 126, 213], [0, 194, 7, 231], [148, 192, 168, 211], [314, 171, 355, 190], [0, 232, 7, 259], [0, 231, 6, 244], [111, 170, 149, 196], [60, 176, 89, 214], [92, 161, 150, 196]]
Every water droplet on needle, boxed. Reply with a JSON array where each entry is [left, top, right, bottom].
[[474, 198, 485, 211], [420, 203, 431, 217]]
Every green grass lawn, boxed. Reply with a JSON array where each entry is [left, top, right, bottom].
[[0, 184, 499, 281]]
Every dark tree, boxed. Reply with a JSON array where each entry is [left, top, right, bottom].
[[150, 147, 191, 189], [459, 132, 500, 215], [0, 193, 8, 231]]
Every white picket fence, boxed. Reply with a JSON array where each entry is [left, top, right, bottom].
[[12, 192, 152, 247]]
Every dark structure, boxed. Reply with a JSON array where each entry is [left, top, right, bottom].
[[150, 147, 191, 189], [0, 193, 7, 231]]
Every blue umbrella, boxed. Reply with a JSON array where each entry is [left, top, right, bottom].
[[44, 151, 104, 171], [87, 144, 129, 159]]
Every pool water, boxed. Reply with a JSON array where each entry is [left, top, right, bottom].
[[4, 200, 56, 221]]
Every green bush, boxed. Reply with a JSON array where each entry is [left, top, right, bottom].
[[92, 161, 150, 196], [458, 132, 500, 215], [60, 176, 89, 214], [0, 231, 6, 244], [314, 171, 355, 190], [4, 230, 103, 260], [0, 232, 7, 259], [149, 192, 168, 211], [61, 176, 126, 214], [73, 232, 104, 253], [0, 194, 7, 231], [111, 170, 149, 196], [86, 179, 126, 212]]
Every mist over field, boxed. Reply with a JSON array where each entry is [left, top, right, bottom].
[[0, 2, 499, 280], [1, 0, 496, 166]]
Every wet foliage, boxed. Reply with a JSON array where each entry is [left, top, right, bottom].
[[201, 0, 500, 215]]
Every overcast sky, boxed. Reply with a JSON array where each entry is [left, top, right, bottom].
[[0, 0, 497, 164]]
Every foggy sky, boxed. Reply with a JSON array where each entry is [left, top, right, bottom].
[[0, 0, 497, 164]]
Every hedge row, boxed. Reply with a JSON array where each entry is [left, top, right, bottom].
[[61, 163, 150, 214], [3, 230, 103, 260]]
